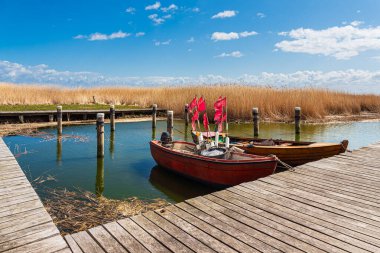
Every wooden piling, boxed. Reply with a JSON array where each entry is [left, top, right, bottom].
[[18, 115, 24, 123], [110, 105, 115, 132], [184, 104, 189, 126], [167, 110, 174, 138], [57, 106, 62, 135], [152, 104, 157, 128], [295, 107, 301, 134], [48, 114, 54, 122], [252, 107, 259, 137], [96, 113, 105, 157]]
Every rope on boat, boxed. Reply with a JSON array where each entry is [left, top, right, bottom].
[[268, 154, 295, 171]]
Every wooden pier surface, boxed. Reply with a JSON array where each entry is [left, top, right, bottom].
[[0, 138, 70, 253], [65, 142, 380, 253]]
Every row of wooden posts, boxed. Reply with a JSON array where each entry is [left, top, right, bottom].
[[55, 105, 301, 158]]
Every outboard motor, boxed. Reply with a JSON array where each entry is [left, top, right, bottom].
[[160, 132, 172, 146]]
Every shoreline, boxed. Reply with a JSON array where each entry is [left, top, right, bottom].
[[1, 113, 380, 137]]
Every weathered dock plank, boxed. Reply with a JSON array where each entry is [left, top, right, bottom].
[[0, 138, 69, 252], [66, 141, 380, 253]]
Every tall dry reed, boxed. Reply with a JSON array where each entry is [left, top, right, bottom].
[[1, 82, 380, 121]]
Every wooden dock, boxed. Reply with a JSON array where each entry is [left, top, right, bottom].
[[0, 108, 166, 123], [0, 138, 70, 252], [1, 137, 380, 252], [65, 142, 380, 253]]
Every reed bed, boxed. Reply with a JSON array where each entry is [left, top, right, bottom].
[[1, 83, 380, 121]]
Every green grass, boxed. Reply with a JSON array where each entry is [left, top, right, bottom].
[[0, 104, 144, 111]]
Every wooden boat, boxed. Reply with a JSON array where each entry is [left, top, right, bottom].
[[229, 136, 349, 167], [150, 140, 277, 187]]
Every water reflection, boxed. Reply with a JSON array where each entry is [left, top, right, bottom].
[[95, 157, 104, 197], [109, 131, 115, 159], [149, 166, 216, 202], [151, 127, 156, 140], [56, 135, 62, 166]]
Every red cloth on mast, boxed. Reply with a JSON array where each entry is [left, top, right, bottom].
[[197, 97, 206, 112], [203, 113, 209, 131], [191, 110, 198, 131], [188, 96, 197, 111], [214, 96, 226, 109]]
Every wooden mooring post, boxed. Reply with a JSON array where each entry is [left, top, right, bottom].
[[252, 107, 259, 137], [96, 113, 105, 157], [167, 110, 174, 138], [184, 104, 189, 126], [152, 104, 157, 129], [57, 106, 62, 135], [110, 105, 115, 132], [295, 107, 301, 135]]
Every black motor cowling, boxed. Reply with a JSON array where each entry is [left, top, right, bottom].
[[160, 132, 172, 145]]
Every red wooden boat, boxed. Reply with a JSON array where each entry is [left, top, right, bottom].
[[150, 140, 277, 187]]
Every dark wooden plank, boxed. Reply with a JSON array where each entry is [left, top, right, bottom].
[[204, 193, 329, 253], [131, 214, 193, 253], [184, 198, 288, 252], [4, 235, 68, 253], [117, 218, 168, 253], [64, 235, 83, 253], [71, 231, 105, 253], [103, 222, 149, 253], [228, 186, 376, 252], [143, 211, 215, 253], [88, 226, 127, 253], [156, 208, 237, 253], [0, 222, 59, 252], [259, 177, 380, 222], [166, 205, 261, 253], [240, 182, 380, 243]]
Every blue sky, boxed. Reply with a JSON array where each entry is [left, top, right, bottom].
[[1, 0, 380, 92]]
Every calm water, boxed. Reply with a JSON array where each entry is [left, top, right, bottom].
[[3, 120, 380, 203]]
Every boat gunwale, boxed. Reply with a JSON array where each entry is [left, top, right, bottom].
[[150, 140, 277, 165]]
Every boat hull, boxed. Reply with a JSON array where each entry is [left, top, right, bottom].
[[234, 140, 348, 167], [150, 141, 277, 187]]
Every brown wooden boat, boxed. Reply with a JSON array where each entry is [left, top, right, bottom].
[[229, 136, 349, 167], [150, 140, 277, 187]]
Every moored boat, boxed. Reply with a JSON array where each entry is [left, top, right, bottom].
[[150, 140, 277, 187], [229, 136, 349, 167]]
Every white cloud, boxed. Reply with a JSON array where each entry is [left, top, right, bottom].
[[256, 12, 266, 18], [239, 31, 258, 38], [145, 2, 161, 10], [161, 4, 178, 12], [154, 39, 171, 46], [215, 51, 243, 58], [148, 14, 165, 25], [2, 60, 380, 93], [162, 14, 172, 19], [211, 31, 257, 41], [211, 10, 238, 19], [187, 37, 195, 43], [350, 20, 364, 27], [74, 31, 130, 41], [276, 23, 380, 60], [372, 55, 380, 61], [136, 32, 145, 37], [192, 7, 200, 13], [125, 7, 136, 14]]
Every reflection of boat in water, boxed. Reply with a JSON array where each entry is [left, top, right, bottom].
[[149, 166, 215, 202], [150, 140, 277, 187], [229, 136, 349, 167]]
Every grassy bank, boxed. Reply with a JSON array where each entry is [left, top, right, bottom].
[[1, 83, 380, 121]]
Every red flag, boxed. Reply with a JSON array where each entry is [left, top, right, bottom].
[[214, 96, 226, 109], [203, 113, 209, 131], [221, 113, 227, 122], [192, 109, 199, 121], [197, 97, 206, 112], [191, 121, 196, 131], [188, 96, 197, 111], [214, 108, 222, 123]]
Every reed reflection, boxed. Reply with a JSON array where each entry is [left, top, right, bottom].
[[95, 157, 104, 197]]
